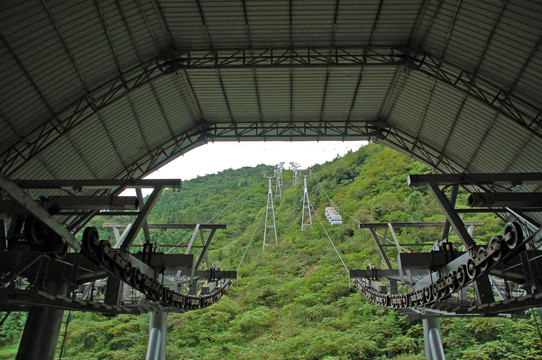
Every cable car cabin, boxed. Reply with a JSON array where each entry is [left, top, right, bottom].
[[325, 207, 343, 226]]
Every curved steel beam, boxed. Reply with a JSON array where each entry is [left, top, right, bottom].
[[1, 46, 538, 178], [112, 119, 388, 180], [406, 48, 542, 140], [113, 118, 462, 183]]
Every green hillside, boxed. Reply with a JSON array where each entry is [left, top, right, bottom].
[[2, 144, 541, 359]]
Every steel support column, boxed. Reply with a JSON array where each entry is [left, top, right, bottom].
[[16, 281, 68, 360], [426, 183, 475, 248], [423, 317, 446, 360], [146, 310, 167, 360], [120, 186, 165, 251]]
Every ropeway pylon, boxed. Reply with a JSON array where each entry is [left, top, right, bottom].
[[301, 171, 313, 229], [290, 162, 300, 186], [263, 174, 278, 251], [274, 164, 283, 199]]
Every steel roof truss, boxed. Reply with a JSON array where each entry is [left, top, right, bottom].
[[409, 51, 542, 140]]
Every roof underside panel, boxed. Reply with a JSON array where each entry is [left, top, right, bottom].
[[188, 70, 232, 121], [101, 97, 150, 164], [219, 69, 260, 121], [513, 46, 542, 107], [443, 97, 498, 170], [293, 68, 326, 120], [387, 70, 434, 136], [469, 114, 532, 173], [256, 68, 290, 121], [69, 115, 124, 178], [200, 0, 247, 48], [476, 1, 541, 96], [151, 76, 194, 135], [0, 0, 541, 205], [352, 67, 397, 120], [292, 0, 335, 47], [245, 1, 290, 48], [159, 0, 208, 48], [99, 0, 142, 71], [47, 0, 116, 88], [40, 136, 96, 180], [322, 68, 360, 121], [371, 0, 421, 46], [129, 85, 174, 151], [509, 136, 542, 175], [441, 0, 501, 72], [417, 82, 465, 150]]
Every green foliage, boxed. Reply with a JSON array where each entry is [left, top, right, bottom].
[[6, 144, 539, 359], [0, 312, 26, 347]]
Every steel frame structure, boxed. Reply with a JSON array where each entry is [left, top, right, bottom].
[[352, 173, 542, 321], [262, 175, 278, 250], [1, 46, 539, 180]]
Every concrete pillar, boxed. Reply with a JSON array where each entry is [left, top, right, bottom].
[[17, 281, 67, 360], [423, 317, 446, 360], [146, 310, 167, 360]]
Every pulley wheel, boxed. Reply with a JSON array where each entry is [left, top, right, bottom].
[[489, 236, 503, 262], [24, 216, 45, 245], [456, 265, 467, 286], [424, 285, 433, 302], [478, 247, 489, 272], [466, 258, 478, 279], [121, 264, 132, 282], [504, 222, 523, 250], [432, 283, 440, 301], [130, 267, 142, 289], [82, 227, 100, 255], [448, 271, 458, 293], [50, 243, 69, 260], [24, 216, 60, 246], [402, 294, 409, 308], [98, 240, 112, 267]]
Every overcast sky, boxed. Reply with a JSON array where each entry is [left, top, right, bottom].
[[145, 141, 367, 181]]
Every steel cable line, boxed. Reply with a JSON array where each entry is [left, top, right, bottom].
[[313, 174, 360, 224], [165, 180, 259, 254], [237, 211, 265, 272], [313, 174, 410, 253], [309, 202, 350, 286]]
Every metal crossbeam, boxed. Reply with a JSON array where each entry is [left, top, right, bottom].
[[0, 197, 139, 213], [14, 179, 182, 189], [2, 46, 539, 179], [359, 221, 484, 229], [408, 173, 542, 187], [117, 120, 386, 180], [161, 47, 409, 69], [103, 223, 227, 230]]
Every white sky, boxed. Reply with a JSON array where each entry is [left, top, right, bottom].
[[145, 141, 367, 181]]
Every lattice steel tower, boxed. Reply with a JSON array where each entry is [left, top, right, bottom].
[[290, 162, 300, 186], [301, 171, 313, 229], [263, 173, 278, 250], [274, 163, 283, 199]]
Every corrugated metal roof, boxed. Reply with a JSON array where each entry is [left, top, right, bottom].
[[0, 0, 542, 223]]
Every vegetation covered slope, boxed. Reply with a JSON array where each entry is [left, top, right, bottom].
[[2, 144, 541, 360]]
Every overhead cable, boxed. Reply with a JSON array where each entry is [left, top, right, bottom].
[[310, 202, 350, 280], [166, 179, 258, 253], [313, 174, 361, 224], [237, 211, 265, 272]]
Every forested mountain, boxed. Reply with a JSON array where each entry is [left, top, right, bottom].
[[2, 144, 541, 359]]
